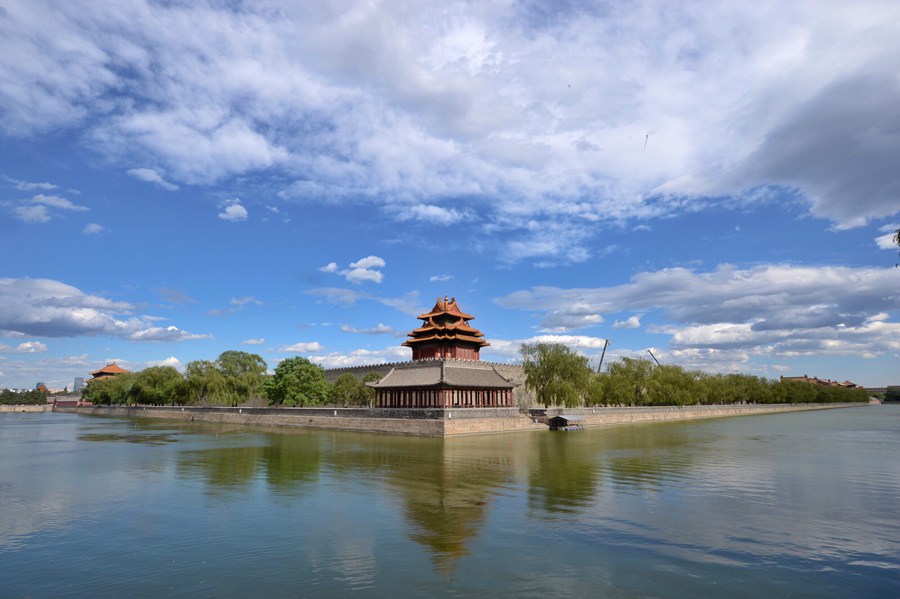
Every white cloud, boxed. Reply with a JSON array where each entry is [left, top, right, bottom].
[[13, 204, 49, 223], [2, 175, 57, 191], [146, 356, 182, 369], [875, 225, 899, 250], [240, 338, 265, 345], [1, 0, 897, 259], [129, 325, 211, 342], [483, 334, 610, 363], [280, 341, 324, 353], [218, 198, 248, 222], [8, 193, 88, 223], [0, 341, 48, 354], [319, 256, 387, 285], [82, 223, 105, 235], [16, 341, 47, 353], [127, 167, 179, 191], [349, 256, 386, 270], [497, 263, 900, 367], [310, 346, 410, 368], [613, 315, 642, 330], [230, 296, 261, 306], [429, 274, 453, 282], [343, 256, 386, 284], [0, 277, 209, 341], [395, 204, 469, 225], [342, 268, 383, 285], [340, 323, 395, 335], [31, 194, 87, 211]]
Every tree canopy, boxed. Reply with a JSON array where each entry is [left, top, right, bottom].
[[521, 341, 869, 408], [185, 351, 267, 406], [521, 342, 593, 408], [264, 356, 330, 407], [329, 373, 368, 407]]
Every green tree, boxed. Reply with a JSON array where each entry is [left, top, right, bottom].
[[362, 371, 382, 407], [132, 366, 189, 405], [885, 386, 900, 402], [600, 357, 655, 406], [329, 373, 367, 406], [81, 372, 138, 405], [521, 342, 592, 408], [264, 356, 330, 407], [0, 388, 47, 405], [647, 364, 697, 406], [217, 350, 267, 404], [185, 360, 230, 405]]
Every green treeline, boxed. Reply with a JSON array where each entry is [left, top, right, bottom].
[[522, 342, 870, 408], [0, 388, 48, 405], [82, 352, 381, 407], [79, 343, 871, 409]]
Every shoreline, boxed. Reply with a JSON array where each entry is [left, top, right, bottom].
[[50, 402, 868, 437]]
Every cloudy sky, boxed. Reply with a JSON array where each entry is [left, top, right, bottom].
[[2, 0, 899, 390]]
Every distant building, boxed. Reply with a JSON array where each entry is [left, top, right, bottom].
[[780, 375, 863, 389], [87, 363, 130, 382], [35, 382, 48, 392], [73, 377, 85, 393], [368, 296, 518, 408]]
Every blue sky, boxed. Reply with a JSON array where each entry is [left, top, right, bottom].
[[1, 0, 899, 390]]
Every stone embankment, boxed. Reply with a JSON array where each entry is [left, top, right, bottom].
[[51, 402, 866, 437], [532, 403, 863, 427], [0, 405, 52, 413]]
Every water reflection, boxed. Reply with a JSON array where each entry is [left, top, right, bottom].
[[177, 432, 323, 494], [5, 408, 897, 597], [321, 434, 519, 572], [387, 438, 515, 571], [528, 433, 599, 513]]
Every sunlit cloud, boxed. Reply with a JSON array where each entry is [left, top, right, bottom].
[[127, 167, 179, 191]]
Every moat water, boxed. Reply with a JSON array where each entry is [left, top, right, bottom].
[[1, 406, 898, 598]]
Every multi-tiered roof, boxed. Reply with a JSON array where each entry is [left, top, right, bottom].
[[403, 296, 489, 361], [369, 296, 517, 408]]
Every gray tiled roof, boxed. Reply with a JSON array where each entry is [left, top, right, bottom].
[[369, 360, 517, 389]]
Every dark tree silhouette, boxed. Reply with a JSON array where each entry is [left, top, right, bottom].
[[894, 228, 900, 267]]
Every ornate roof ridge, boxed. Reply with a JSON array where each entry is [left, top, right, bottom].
[[323, 357, 525, 373]]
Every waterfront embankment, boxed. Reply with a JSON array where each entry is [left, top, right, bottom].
[[52, 402, 865, 436], [0, 405, 52, 413]]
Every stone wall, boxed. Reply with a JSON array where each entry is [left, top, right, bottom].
[[52, 402, 866, 437], [0, 405, 52, 413], [532, 403, 865, 427]]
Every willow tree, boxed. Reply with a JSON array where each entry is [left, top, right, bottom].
[[521, 342, 593, 408]]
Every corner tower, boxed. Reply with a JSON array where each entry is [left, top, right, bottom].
[[403, 296, 489, 361]]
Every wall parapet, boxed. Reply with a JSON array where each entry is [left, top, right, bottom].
[[50, 402, 868, 437]]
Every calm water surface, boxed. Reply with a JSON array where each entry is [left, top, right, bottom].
[[1, 406, 898, 598]]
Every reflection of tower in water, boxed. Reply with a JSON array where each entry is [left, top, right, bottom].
[[384, 437, 518, 573]]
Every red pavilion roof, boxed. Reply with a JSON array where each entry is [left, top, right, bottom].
[[89, 363, 130, 377], [403, 296, 489, 351]]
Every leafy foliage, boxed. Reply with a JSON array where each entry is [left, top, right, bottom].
[[185, 351, 268, 406], [329, 373, 368, 406], [0, 388, 48, 405], [522, 342, 870, 408], [521, 342, 593, 408], [83, 350, 266, 406], [132, 366, 190, 405], [264, 356, 330, 407], [81, 373, 137, 405]]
